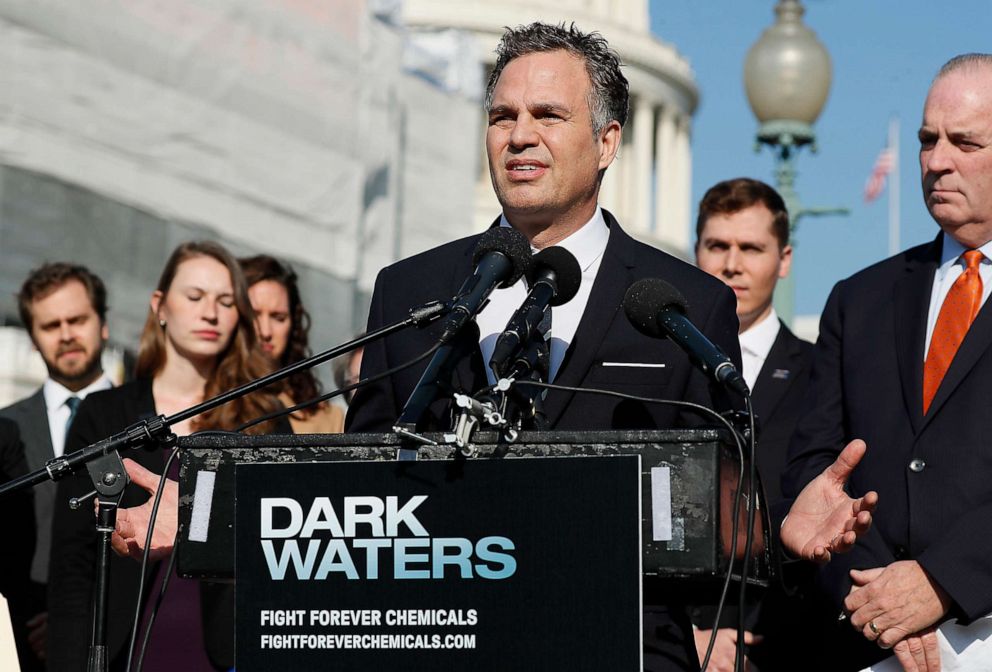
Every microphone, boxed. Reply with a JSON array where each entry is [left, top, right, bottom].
[[503, 334, 551, 384], [489, 246, 582, 378], [438, 227, 533, 344], [623, 278, 749, 396], [394, 227, 533, 430]]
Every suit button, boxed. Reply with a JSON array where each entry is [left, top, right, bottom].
[[909, 458, 926, 473], [893, 545, 909, 560]]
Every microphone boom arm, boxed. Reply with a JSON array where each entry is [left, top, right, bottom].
[[0, 298, 451, 499]]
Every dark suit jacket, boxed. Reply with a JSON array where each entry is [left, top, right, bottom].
[[347, 212, 743, 672], [1, 389, 57, 585], [0, 416, 33, 575], [0, 417, 37, 668], [685, 319, 815, 642], [783, 235, 992, 670], [47, 379, 164, 671], [752, 322, 814, 517], [347, 212, 742, 435], [690, 322, 813, 667]]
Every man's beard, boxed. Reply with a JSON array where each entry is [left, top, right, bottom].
[[47, 344, 103, 387]]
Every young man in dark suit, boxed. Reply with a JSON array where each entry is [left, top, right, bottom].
[[693, 178, 814, 671], [695, 179, 812, 509], [0, 263, 112, 670], [785, 54, 992, 671]]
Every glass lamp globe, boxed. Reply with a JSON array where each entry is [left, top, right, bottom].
[[744, 0, 832, 145]]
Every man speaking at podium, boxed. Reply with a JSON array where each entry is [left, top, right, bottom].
[[347, 22, 741, 441], [345, 22, 875, 672]]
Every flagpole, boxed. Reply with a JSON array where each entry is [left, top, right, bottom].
[[888, 115, 900, 256]]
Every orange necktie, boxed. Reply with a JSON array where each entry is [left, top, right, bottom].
[[923, 249, 984, 414]]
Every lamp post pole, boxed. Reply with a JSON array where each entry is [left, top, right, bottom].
[[744, 0, 848, 325], [757, 128, 848, 322]]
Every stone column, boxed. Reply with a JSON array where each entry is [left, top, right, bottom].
[[599, 140, 620, 215], [614, 126, 634, 225], [673, 115, 692, 251], [654, 104, 677, 239], [631, 95, 654, 233]]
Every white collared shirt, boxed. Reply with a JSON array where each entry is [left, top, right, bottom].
[[43, 374, 114, 457], [477, 207, 611, 384], [739, 308, 781, 391], [924, 232, 992, 357]]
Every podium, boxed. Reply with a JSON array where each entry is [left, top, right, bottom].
[[178, 430, 769, 580], [175, 430, 770, 671]]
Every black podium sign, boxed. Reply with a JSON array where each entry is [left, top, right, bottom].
[[234, 455, 641, 671]]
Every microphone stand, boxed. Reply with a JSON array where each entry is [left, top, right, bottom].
[[83, 450, 136, 672], [0, 297, 448, 672], [408, 335, 551, 457], [496, 336, 551, 430], [393, 322, 480, 455]]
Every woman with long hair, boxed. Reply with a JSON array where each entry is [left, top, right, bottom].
[[47, 241, 285, 672], [240, 254, 344, 433]]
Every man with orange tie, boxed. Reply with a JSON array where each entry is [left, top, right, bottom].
[[784, 53, 992, 672]]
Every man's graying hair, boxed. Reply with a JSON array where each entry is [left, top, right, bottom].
[[485, 22, 629, 135], [935, 53, 992, 80]]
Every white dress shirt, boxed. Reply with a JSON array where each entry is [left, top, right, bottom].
[[924, 233, 992, 357], [738, 308, 781, 392], [43, 374, 114, 457], [477, 207, 610, 384], [862, 616, 992, 672]]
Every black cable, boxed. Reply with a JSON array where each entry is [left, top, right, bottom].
[[734, 395, 758, 672], [125, 444, 180, 672], [135, 531, 179, 672], [701, 455, 746, 672], [510, 380, 751, 672], [235, 342, 443, 433], [508, 381, 749, 443]]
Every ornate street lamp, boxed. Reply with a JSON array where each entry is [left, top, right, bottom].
[[744, 0, 847, 324]]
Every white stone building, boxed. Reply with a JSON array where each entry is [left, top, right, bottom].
[[0, 0, 480, 402], [0, 0, 696, 404]]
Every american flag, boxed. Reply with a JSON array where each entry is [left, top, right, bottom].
[[864, 147, 894, 203]]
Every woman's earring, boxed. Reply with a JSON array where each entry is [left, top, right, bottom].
[[159, 319, 167, 328]]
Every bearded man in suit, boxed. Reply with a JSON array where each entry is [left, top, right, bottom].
[[0, 263, 112, 670]]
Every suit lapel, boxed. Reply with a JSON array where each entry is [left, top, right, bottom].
[[20, 389, 55, 471], [544, 213, 633, 425], [750, 323, 802, 423], [922, 269, 992, 428], [894, 238, 940, 435]]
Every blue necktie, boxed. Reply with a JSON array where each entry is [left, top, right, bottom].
[[65, 396, 81, 433]]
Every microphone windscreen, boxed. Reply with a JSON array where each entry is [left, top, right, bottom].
[[531, 246, 582, 306], [473, 227, 534, 288], [622, 278, 688, 338]]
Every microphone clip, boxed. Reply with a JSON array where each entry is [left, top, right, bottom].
[[407, 298, 450, 328], [721, 409, 754, 447], [445, 392, 514, 456]]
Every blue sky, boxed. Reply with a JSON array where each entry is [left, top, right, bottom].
[[648, 0, 992, 316]]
